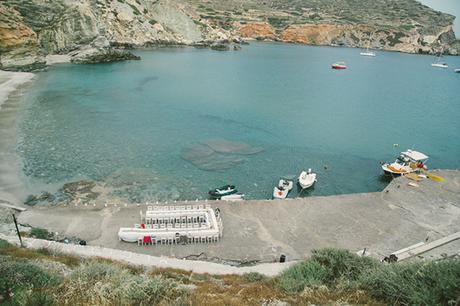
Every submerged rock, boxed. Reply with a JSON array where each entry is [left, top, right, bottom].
[[181, 138, 263, 171]]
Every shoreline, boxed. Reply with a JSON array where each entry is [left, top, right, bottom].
[[14, 169, 460, 267], [0, 70, 36, 204]]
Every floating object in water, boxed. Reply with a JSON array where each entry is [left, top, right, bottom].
[[273, 179, 294, 199], [209, 185, 237, 199], [393, 143, 399, 147], [332, 61, 347, 69], [298, 169, 317, 189], [427, 172, 445, 182], [455, 68, 460, 73], [382, 149, 428, 175]]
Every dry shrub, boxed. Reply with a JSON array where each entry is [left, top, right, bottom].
[[55, 261, 189, 305]]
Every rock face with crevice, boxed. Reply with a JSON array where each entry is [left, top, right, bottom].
[[0, 0, 459, 71]]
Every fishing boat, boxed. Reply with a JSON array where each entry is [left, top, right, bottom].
[[220, 193, 245, 201], [332, 62, 347, 69], [298, 169, 317, 189], [381, 149, 428, 175], [209, 185, 237, 199], [273, 179, 294, 199]]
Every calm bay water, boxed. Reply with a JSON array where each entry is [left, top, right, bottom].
[[17, 43, 460, 201]]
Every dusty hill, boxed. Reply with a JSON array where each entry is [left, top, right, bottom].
[[0, 0, 459, 71]]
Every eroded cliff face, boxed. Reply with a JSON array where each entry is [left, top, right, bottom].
[[0, 5, 45, 71], [0, 0, 233, 71], [0, 0, 459, 71]]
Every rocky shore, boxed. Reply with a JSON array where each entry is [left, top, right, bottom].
[[1, 0, 459, 71]]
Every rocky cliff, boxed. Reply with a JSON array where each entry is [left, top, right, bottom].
[[0, 0, 459, 71]]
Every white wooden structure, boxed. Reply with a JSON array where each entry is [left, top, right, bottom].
[[118, 204, 223, 245]]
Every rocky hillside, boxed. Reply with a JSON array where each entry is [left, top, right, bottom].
[[0, 0, 459, 71]]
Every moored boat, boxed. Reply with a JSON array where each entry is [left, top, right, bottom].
[[273, 179, 294, 199], [381, 149, 428, 175], [431, 63, 448, 69], [360, 51, 376, 57], [332, 62, 347, 69], [298, 169, 317, 189], [455, 68, 460, 73], [209, 185, 237, 199]]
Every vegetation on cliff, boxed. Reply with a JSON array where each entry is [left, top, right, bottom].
[[0, 0, 459, 71], [1, 239, 459, 305]]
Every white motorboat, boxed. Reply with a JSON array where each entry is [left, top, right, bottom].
[[220, 193, 245, 201], [209, 185, 237, 199], [298, 169, 317, 189], [381, 149, 428, 175], [273, 179, 294, 199], [455, 68, 460, 73]]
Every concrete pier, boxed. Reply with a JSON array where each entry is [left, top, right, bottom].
[[17, 170, 460, 263]]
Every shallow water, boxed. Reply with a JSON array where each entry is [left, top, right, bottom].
[[17, 43, 460, 201]]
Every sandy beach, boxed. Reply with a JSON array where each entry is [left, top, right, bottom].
[[0, 70, 35, 204]]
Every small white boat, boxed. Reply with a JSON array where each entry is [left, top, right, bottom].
[[455, 68, 460, 73], [382, 149, 428, 175], [298, 169, 317, 189], [273, 179, 294, 199], [220, 193, 244, 201], [360, 51, 376, 57], [431, 63, 448, 68]]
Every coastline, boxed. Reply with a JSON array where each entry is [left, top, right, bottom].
[[14, 169, 460, 267], [0, 70, 35, 204]]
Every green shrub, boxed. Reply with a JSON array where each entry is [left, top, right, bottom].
[[0, 256, 61, 304], [30, 228, 51, 240], [277, 249, 378, 293], [0, 239, 11, 249], [359, 259, 460, 305], [55, 262, 189, 305], [242, 272, 266, 283]]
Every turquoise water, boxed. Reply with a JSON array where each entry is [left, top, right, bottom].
[[18, 43, 460, 201]]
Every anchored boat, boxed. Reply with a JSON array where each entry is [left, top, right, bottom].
[[273, 179, 294, 199], [332, 62, 347, 69], [298, 169, 317, 189], [455, 68, 460, 73], [209, 185, 237, 199], [382, 149, 428, 175]]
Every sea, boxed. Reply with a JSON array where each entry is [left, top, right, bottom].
[[13, 43, 460, 202]]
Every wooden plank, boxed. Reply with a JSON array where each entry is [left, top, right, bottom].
[[396, 232, 460, 261]]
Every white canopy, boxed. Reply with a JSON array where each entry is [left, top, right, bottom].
[[401, 150, 429, 161]]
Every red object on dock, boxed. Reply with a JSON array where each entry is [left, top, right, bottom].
[[143, 235, 152, 244]]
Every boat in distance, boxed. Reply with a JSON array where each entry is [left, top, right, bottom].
[[332, 62, 347, 69]]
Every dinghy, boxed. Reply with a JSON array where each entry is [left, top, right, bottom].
[[332, 62, 347, 69], [298, 169, 317, 189], [209, 185, 237, 199], [273, 179, 294, 199]]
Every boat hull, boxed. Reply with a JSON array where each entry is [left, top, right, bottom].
[[298, 171, 317, 189]]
